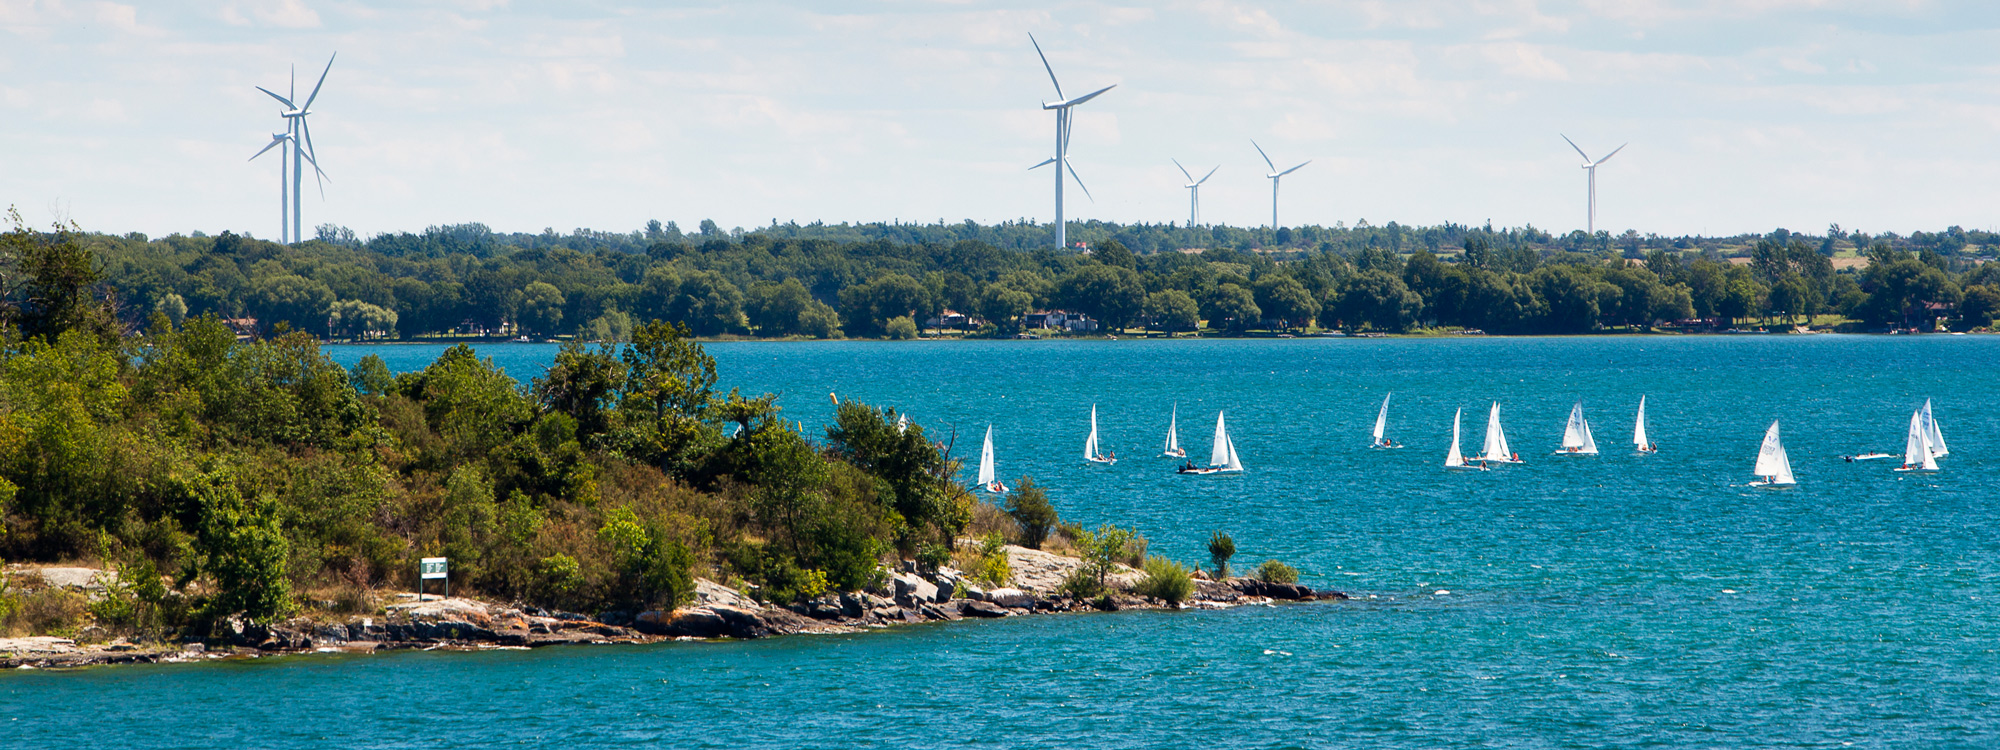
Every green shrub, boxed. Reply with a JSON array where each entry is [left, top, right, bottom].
[[534, 554, 584, 602], [966, 533, 1011, 587], [1255, 560, 1299, 584], [1135, 556, 1195, 605], [1057, 568, 1102, 599], [1003, 479, 1058, 549], [1074, 524, 1135, 593], [1208, 531, 1236, 578], [885, 316, 919, 340], [915, 542, 951, 576]]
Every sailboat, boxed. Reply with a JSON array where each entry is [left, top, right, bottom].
[[1371, 392, 1401, 448], [1555, 400, 1599, 455], [1161, 403, 1186, 458], [1084, 404, 1115, 465], [1921, 398, 1948, 459], [1748, 419, 1796, 488], [1894, 409, 1940, 473], [896, 413, 910, 434], [1633, 396, 1657, 454], [1177, 411, 1244, 475], [1475, 402, 1521, 464], [977, 424, 1009, 493], [1445, 408, 1488, 471]]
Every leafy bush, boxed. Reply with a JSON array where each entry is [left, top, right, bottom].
[[915, 542, 951, 576], [961, 533, 1011, 587], [0, 574, 88, 638], [534, 554, 585, 604], [1135, 556, 1195, 605], [885, 316, 919, 340], [1208, 531, 1236, 578], [1057, 567, 1102, 600], [1074, 524, 1135, 594], [1255, 560, 1299, 584], [1003, 479, 1058, 549]]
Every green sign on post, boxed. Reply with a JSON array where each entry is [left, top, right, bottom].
[[419, 557, 448, 600]]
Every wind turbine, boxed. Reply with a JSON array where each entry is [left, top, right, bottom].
[[1252, 140, 1308, 230], [1172, 159, 1219, 227], [1027, 34, 1114, 250], [1561, 134, 1625, 234], [255, 53, 335, 243]]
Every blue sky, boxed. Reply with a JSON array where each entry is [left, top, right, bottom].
[[2, 1, 1997, 240]]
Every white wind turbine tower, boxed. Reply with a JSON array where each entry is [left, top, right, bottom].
[[248, 131, 295, 241], [254, 53, 336, 244], [1172, 159, 1218, 227], [1252, 140, 1308, 230], [1561, 134, 1625, 235], [1028, 34, 1114, 250]]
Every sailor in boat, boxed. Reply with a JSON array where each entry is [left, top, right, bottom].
[[1511, 452, 1520, 462]]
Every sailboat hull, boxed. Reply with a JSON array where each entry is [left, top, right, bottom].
[[1446, 463, 1490, 472], [1161, 449, 1186, 458], [1748, 480, 1796, 488], [1480, 456, 1524, 464]]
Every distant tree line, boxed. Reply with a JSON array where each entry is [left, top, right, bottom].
[[15, 210, 2000, 341]]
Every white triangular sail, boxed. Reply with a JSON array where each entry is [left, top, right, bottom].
[[1921, 399, 1948, 458], [1561, 401, 1598, 455], [978, 424, 997, 486], [1164, 404, 1181, 455], [1084, 404, 1100, 461], [1446, 408, 1468, 468], [1902, 409, 1938, 472], [1373, 393, 1391, 445], [1224, 434, 1243, 472], [1753, 419, 1794, 485], [896, 413, 909, 434], [1633, 396, 1650, 449], [1209, 411, 1230, 467], [1479, 402, 1512, 461]]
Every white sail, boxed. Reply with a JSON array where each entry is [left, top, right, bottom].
[[1633, 396, 1649, 449], [1084, 404, 1099, 461], [1922, 399, 1948, 457], [896, 413, 909, 434], [1373, 393, 1391, 444], [1446, 408, 1467, 468], [978, 425, 997, 486], [1224, 434, 1243, 472], [1479, 402, 1512, 461], [1902, 409, 1938, 471], [1209, 411, 1230, 467], [1561, 401, 1599, 455], [1753, 419, 1794, 485], [1164, 404, 1181, 455]]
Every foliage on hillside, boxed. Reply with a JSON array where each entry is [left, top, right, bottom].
[[0, 219, 992, 631]]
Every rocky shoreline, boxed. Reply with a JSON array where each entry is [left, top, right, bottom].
[[3, 546, 1342, 671]]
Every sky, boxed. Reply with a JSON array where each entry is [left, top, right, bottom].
[[2, 1, 1998, 242]]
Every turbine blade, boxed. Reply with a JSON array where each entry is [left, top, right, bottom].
[[248, 134, 286, 161], [300, 146, 329, 198], [1065, 159, 1094, 202], [1029, 34, 1063, 100], [1278, 160, 1310, 177], [256, 86, 296, 109], [1252, 140, 1275, 171], [301, 117, 320, 165], [1029, 157, 1057, 170], [1198, 164, 1219, 184], [1064, 84, 1115, 108], [302, 52, 336, 109], [1561, 133, 1590, 162], [290, 64, 296, 102], [1173, 158, 1194, 182], [1595, 142, 1628, 166]]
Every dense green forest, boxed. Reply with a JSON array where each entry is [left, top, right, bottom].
[[2, 217, 1122, 635], [40, 211, 2000, 340]]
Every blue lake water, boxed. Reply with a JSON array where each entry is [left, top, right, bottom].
[[9, 336, 2000, 748]]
